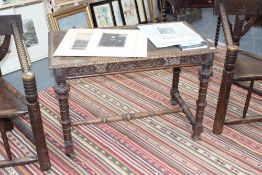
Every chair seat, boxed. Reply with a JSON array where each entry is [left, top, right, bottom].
[[0, 78, 28, 118], [233, 50, 262, 81]]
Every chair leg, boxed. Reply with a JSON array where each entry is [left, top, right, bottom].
[[3, 119, 14, 131], [214, 15, 221, 47], [243, 80, 254, 118], [0, 119, 12, 160]]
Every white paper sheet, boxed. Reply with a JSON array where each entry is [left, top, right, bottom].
[[138, 22, 205, 48], [54, 29, 94, 57], [54, 28, 148, 57]]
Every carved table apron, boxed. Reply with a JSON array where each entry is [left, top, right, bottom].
[[49, 25, 215, 157]]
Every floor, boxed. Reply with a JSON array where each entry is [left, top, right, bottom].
[[3, 8, 262, 93]]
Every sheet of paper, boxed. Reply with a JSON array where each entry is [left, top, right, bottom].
[[53, 29, 94, 57], [138, 22, 205, 48], [87, 29, 147, 57], [54, 28, 148, 57]]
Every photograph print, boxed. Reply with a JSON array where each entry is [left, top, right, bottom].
[[120, 0, 139, 25], [71, 32, 91, 50], [98, 33, 127, 47], [22, 18, 39, 48], [157, 26, 176, 34]]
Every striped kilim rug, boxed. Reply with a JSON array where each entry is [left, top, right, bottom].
[[0, 46, 261, 175]]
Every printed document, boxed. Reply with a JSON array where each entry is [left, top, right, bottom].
[[54, 28, 148, 57], [138, 22, 207, 49]]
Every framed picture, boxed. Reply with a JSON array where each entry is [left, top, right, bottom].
[[48, 4, 93, 31], [136, 0, 147, 23], [120, 0, 140, 25], [0, 1, 49, 75], [89, 1, 115, 28], [143, 0, 152, 22], [45, 0, 86, 12], [111, 0, 124, 26], [149, 0, 160, 22]]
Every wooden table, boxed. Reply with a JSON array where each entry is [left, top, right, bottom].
[[49, 24, 215, 157], [213, 0, 262, 134], [161, 0, 214, 21]]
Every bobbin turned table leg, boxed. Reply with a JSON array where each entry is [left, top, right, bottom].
[[53, 69, 75, 158], [192, 54, 213, 140], [170, 67, 181, 105]]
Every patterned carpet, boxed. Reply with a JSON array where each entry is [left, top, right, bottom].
[[0, 46, 261, 175]]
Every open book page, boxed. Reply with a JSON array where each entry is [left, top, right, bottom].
[[53, 28, 147, 57], [138, 22, 206, 48]]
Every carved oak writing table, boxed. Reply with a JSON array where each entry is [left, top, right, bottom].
[[49, 23, 215, 157]]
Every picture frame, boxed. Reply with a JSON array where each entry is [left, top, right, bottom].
[[143, 0, 152, 22], [48, 4, 93, 31], [119, 0, 140, 25], [149, 0, 160, 22], [89, 1, 115, 28], [46, 0, 86, 12], [111, 0, 124, 26], [136, 0, 147, 23], [0, 1, 49, 75]]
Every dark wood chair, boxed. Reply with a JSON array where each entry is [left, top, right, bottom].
[[0, 15, 51, 171], [213, 3, 262, 133]]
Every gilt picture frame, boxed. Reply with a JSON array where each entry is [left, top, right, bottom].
[[149, 0, 160, 22], [48, 4, 93, 31]]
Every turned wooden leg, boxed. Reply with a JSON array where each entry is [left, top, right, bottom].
[[232, 15, 245, 46], [22, 72, 51, 171], [10, 21, 50, 170], [192, 54, 214, 140], [2, 119, 14, 131], [214, 15, 221, 47], [170, 67, 181, 105], [53, 69, 75, 157], [213, 45, 239, 134], [0, 119, 12, 160], [160, 0, 167, 22], [242, 80, 254, 119]]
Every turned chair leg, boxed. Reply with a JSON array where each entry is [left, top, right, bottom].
[[242, 80, 254, 118], [0, 119, 12, 160]]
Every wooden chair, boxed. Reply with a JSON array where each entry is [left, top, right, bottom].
[[160, 0, 214, 22], [213, 3, 262, 134], [0, 15, 51, 171]]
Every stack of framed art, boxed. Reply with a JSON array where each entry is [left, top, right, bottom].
[[48, 0, 161, 30], [89, 0, 153, 27]]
